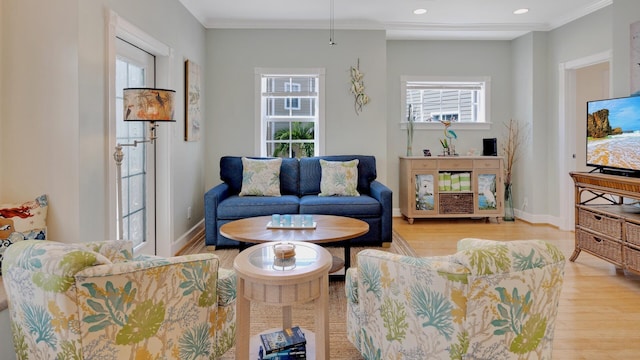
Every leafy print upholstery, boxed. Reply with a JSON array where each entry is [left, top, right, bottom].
[[345, 238, 565, 360], [2, 240, 236, 359]]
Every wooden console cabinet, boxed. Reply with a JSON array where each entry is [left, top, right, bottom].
[[570, 172, 640, 273], [399, 156, 504, 224]]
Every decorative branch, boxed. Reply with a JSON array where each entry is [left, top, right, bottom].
[[501, 119, 528, 186], [350, 58, 370, 115]]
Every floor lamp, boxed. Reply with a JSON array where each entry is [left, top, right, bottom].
[[114, 88, 176, 240]]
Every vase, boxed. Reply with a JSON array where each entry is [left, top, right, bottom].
[[406, 122, 414, 156], [504, 183, 515, 221]]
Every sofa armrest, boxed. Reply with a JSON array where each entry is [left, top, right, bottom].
[[369, 181, 393, 242], [204, 183, 232, 245]]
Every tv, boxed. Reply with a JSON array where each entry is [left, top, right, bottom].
[[586, 95, 640, 177]]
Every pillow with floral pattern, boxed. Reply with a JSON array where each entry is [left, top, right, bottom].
[[0, 194, 48, 275], [319, 159, 360, 196], [239, 158, 282, 196]]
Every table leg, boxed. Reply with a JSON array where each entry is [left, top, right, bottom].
[[235, 277, 250, 360], [282, 305, 292, 329], [343, 242, 351, 270], [315, 274, 330, 359]]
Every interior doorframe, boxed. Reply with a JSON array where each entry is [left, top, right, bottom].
[[558, 50, 612, 231], [106, 11, 175, 256]]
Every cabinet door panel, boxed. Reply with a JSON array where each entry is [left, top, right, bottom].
[[413, 171, 437, 214], [476, 171, 502, 214]]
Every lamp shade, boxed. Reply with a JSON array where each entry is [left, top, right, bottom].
[[123, 88, 176, 122]]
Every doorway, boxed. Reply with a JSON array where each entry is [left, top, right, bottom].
[[115, 38, 157, 255], [107, 11, 174, 257], [558, 51, 611, 230]]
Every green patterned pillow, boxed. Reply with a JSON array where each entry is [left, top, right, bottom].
[[239, 157, 282, 196], [319, 159, 360, 196]]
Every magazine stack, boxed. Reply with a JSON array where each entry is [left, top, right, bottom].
[[258, 326, 307, 359]]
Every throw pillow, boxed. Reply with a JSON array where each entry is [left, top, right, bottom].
[[0, 194, 48, 275], [239, 157, 282, 196], [319, 159, 360, 196]]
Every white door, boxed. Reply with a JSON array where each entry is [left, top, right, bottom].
[[115, 38, 157, 255]]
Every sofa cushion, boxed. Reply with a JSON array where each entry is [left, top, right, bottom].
[[220, 156, 299, 195], [299, 195, 380, 217], [319, 159, 360, 197], [300, 156, 377, 196], [239, 157, 282, 196], [217, 195, 300, 219]]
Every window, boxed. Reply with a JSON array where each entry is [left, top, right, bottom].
[[257, 69, 325, 158], [401, 76, 490, 127]]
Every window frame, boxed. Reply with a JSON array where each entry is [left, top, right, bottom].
[[255, 68, 326, 157], [400, 76, 491, 131]]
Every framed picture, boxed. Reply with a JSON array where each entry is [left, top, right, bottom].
[[185, 59, 201, 141], [632, 21, 640, 95]]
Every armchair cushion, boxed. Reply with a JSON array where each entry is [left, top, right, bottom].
[[3, 240, 236, 359]]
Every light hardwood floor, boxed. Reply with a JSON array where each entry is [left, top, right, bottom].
[[393, 217, 640, 360]]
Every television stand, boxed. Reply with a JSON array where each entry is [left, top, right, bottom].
[[569, 172, 640, 274]]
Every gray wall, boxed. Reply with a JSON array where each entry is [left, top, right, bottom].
[[1, 0, 207, 246], [386, 40, 513, 208], [2, 0, 639, 248], [205, 29, 388, 188]]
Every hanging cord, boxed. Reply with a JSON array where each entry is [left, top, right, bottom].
[[329, 0, 337, 45]]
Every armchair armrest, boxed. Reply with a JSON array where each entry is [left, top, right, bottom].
[[78, 240, 134, 262], [369, 181, 393, 242], [217, 267, 237, 306], [204, 183, 233, 245]]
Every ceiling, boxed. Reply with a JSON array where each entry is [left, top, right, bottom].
[[178, 0, 612, 40]]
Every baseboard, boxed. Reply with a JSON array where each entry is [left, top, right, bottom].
[[172, 219, 204, 255], [514, 210, 564, 229]]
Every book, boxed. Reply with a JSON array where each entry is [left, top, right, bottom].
[[259, 326, 307, 355], [259, 345, 306, 360]]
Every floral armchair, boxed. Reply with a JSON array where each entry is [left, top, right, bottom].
[[345, 238, 565, 360], [2, 240, 236, 359]]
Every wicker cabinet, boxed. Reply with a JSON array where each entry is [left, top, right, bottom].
[[399, 156, 504, 224], [570, 172, 640, 273]]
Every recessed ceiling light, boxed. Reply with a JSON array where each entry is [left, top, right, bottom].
[[414, 8, 427, 15], [513, 8, 529, 15]]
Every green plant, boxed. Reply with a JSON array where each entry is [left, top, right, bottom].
[[272, 122, 314, 158]]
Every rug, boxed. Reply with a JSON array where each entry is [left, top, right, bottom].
[[182, 230, 414, 360]]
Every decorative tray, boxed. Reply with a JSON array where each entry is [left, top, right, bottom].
[[266, 221, 317, 230]]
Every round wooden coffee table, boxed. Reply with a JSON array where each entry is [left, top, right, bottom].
[[233, 242, 332, 360], [220, 215, 369, 276]]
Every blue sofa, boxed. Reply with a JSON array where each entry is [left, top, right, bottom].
[[204, 155, 392, 247]]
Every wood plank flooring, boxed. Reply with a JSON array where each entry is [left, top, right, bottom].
[[393, 217, 640, 360]]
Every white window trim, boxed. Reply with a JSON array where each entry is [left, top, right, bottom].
[[400, 75, 492, 131], [254, 68, 326, 157]]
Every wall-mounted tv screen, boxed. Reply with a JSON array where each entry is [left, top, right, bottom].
[[587, 95, 640, 176]]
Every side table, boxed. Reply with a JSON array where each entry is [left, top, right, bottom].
[[233, 242, 333, 360]]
